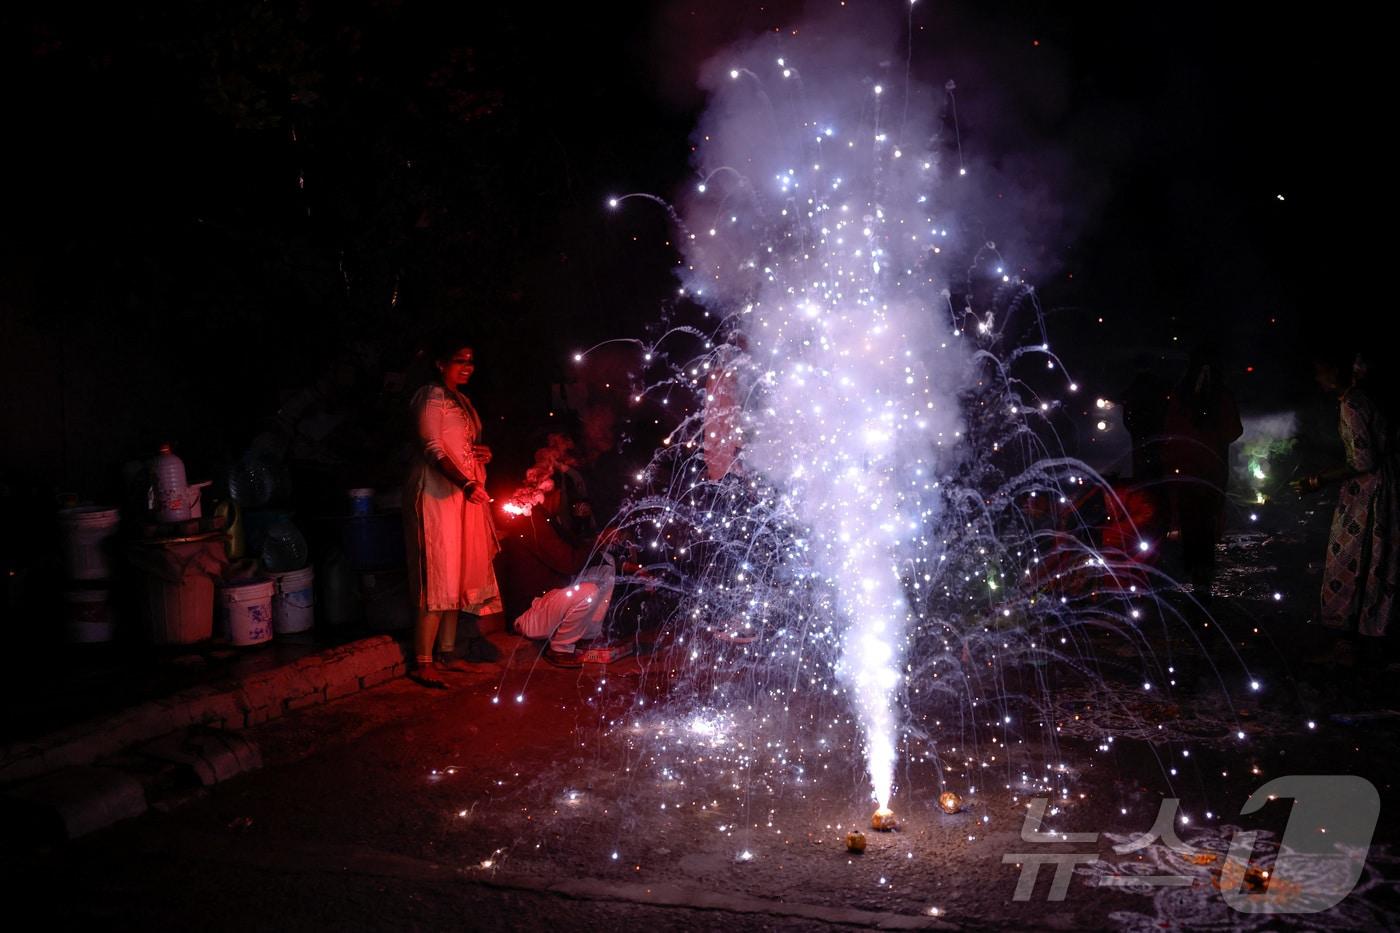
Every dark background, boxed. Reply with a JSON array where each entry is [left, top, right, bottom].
[[0, 0, 1375, 507]]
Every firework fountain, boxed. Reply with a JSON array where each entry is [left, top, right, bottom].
[[582, 13, 1256, 841], [671, 50, 970, 816], [604, 25, 1018, 815]]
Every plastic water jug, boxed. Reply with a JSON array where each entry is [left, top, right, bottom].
[[154, 444, 197, 522]]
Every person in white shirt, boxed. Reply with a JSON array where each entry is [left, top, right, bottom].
[[514, 552, 616, 667]]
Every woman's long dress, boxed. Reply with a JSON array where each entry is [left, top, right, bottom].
[[405, 384, 502, 614], [1321, 387, 1398, 636]]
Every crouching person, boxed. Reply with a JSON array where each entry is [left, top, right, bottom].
[[514, 553, 616, 667]]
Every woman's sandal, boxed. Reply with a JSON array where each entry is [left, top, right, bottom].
[[408, 670, 451, 690]]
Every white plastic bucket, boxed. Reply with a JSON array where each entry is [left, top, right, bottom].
[[64, 589, 115, 643], [57, 507, 121, 581], [219, 579, 275, 646], [270, 566, 315, 634]]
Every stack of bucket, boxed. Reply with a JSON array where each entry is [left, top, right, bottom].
[[218, 508, 315, 647], [214, 568, 314, 646], [57, 506, 121, 643], [142, 544, 314, 648], [217, 541, 316, 647], [129, 444, 226, 645]]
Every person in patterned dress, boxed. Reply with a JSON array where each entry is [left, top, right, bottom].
[[1295, 350, 1398, 659]]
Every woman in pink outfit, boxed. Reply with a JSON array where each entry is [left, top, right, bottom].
[[404, 341, 503, 688]]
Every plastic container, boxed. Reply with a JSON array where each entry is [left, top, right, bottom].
[[57, 506, 121, 581], [64, 588, 115, 643], [219, 578, 275, 647], [187, 481, 212, 519], [269, 566, 314, 634], [228, 456, 275, 508], [137, 534, 223, 644], [241, 509, 289, 557], [215, 500, 246, 559], [154, 444, 194, 522], [342, 511, 405, 571], [348, 488, 375, 516], [261, 520, 308, 573]]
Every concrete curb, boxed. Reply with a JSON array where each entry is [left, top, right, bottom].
[[2, 766, 148, 842], [0, 635, 408, 787], [137, 729, 264, 787]]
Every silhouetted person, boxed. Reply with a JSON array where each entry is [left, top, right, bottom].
[[1162, 346, 1242, 603], [1120, 354, 1170, 484]]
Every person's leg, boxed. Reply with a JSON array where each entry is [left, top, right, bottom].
[[569, 565, 616, 643], [410, 609, 449, 688], [1178, 491, 1214, 601], [434, 610, 474, 672], [548, 584, 601, 652], [578, 576, 615, 641], [529, 584, 602, 667], [461, 612, 501, 662]]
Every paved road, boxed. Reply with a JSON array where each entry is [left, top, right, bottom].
[[7, 529, 1400, 931]]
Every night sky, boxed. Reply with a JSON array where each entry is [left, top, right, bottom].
[[0, 1, 1378, 497]]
